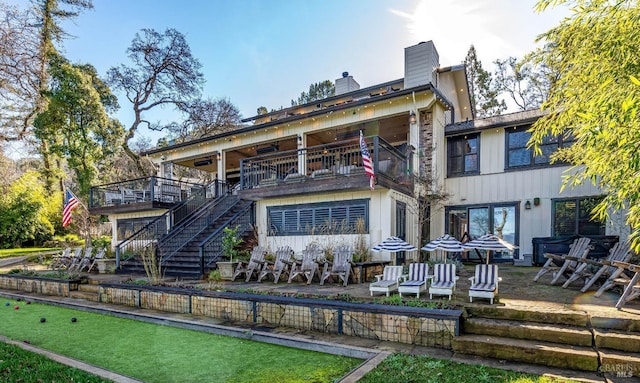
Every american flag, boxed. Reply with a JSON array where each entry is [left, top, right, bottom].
[[62, 190, 80, 227], [360, 131, 375, 189]]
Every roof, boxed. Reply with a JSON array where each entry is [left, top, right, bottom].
[[143, 81, 455, 156], [445, 109, 546, 136]]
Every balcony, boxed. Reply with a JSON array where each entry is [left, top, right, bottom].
[[239, 136, 413, 200], [89, 177, 207, 215]]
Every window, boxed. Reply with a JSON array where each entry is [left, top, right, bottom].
[[553, 197, 605, 236], [268, 199, 369, 236], [506, 126, 574, 169], [447, 203, 519, 262], [447, 134, 479, 176]]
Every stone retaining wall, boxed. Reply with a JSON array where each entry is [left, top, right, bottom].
[[0, 274, 78, 297], [99, 284, 462, 349]]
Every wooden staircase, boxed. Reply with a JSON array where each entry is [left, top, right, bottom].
[[454, 305, 640, 376]]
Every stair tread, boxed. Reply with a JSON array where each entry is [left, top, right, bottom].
[[455, 334, 596, 354]]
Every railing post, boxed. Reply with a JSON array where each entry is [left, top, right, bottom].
[[240, 159, 245, 190], [373, 136, 379, 174], [199, 247, 205, 277], [150, 176, 155, 202], [115, 246, 120, 269]]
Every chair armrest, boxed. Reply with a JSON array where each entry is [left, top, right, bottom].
[[401, 274, 409, 282], [373, 274, 383, 282], [544, 253, 566, 261], [468, 276, 476, 283]]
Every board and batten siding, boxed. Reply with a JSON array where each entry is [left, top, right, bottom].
[[441, 128, 625, 257], [256, 189, 418, 263]]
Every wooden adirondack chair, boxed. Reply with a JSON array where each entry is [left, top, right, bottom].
[[320, 245, 353, 287], [258, 246, 294, 283], [86, 248, 106, 273], [398, 263, 430, 298], [369, 265, 404, 296], [469, 264, 501, 304], [62, 247, 84, 271], [73, 247, 95, 272], [429, 263, 458, 300], [562, 241, 633, 290], [533, 237, 592, 284], [611, 261, 640, 309], [288, 243, 321, 284], [232, 246, 266, 282], [48, 248, 72, 270]]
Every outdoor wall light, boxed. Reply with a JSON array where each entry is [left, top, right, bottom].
[[525, 200, 532, 210], [216, 151, 221, 161], [297, 134, 302, 145], [409, 111, 417, 125]]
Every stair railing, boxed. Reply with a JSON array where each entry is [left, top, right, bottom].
[[115, 179, 223, 268], [198, 201, 254, 275], [158, 194, 240, 264]]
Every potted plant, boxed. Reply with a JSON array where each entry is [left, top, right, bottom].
[[217, 226, 244, 280]]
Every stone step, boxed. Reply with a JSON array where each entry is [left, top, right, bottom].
[[69, 290, 99, 302], [463, 317, 592, 347], [78, 284, 99, 293], [452, 334, 598, 371], [466, 305, 589, 327], [599, 349, 640, 377], [595, 329, 640, 353]]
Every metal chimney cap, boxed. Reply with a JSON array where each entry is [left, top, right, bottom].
[[342, 71, 349, 78]]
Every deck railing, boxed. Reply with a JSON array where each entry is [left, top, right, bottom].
[[114, 180, 226, 268], [90, 176, 205, 208], [239, 136, 411, 190]]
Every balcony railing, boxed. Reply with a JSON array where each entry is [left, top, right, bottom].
[[90, 176, 206, 209], [239, 136, 412, 190]]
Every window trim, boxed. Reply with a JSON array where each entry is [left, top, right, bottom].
[[446, 133, 480, 177], [551, 196, 606, 237], [267, 199, 369, 236], [505, 125, 573, 170]]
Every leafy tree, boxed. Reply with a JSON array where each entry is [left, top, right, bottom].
[[464, 45, 506, 118], [0, 171, 57, 248], [291, 80, 335, 106], [256, 106, 268, 115], [532, 0, 640, 252], [34, 56, 124, 196], [107, 28, 204, 175], [167, 97, 241, 142]]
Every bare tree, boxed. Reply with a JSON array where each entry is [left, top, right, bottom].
[[167, 97, 242, 143], [493, 54, 556, 111], [107, 28, 204, 175]]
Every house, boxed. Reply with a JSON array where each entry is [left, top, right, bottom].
[[441, 110, 629, 264], [88, 40, 628, 277]]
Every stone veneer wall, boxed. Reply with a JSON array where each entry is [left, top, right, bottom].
[[0, 274, 76, 297], [99, 285, 462, 349]]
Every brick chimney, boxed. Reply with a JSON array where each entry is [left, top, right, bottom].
[[335, 71, 360, 95], [404, 41, 440, 88]]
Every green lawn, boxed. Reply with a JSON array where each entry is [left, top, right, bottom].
[[0, 298, 360, 383], [359, 353, 581, 383], [0, 248, 57, 260], [0, 342, 111, 383]]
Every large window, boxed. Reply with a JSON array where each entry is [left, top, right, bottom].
[[268, 199, 369, 236], [506, 126, 575, 169], [447, 134, 479, 176], [553, 197, 605, 236], [447, 203, 519, 262]]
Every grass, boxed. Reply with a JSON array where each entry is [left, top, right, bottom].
[[0, 298, 360, 383], [359, 353, 582, 383], [0, 248, 57, 260], [0, 342, 111, 383]]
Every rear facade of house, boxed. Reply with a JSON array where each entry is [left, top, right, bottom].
[[88, 41, 629, 277]]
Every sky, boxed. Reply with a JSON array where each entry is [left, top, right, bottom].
[[9, 0, 569, 146]]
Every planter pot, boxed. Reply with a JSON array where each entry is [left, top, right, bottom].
[[96, 259, 117, 274], [217, 261, 239, 281]]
